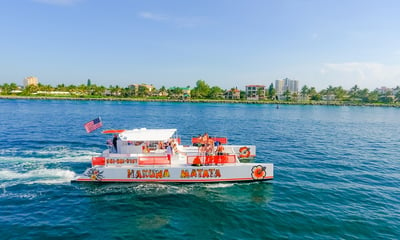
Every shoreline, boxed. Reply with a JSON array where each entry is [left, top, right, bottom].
[[1, 95, 399, 108]]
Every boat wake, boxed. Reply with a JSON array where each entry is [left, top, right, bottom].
[[0, 146, 91, 189], [0, 168, 76, 187], [0, 146, 97, 163]]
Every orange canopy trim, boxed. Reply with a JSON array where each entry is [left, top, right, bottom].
[[192, 137, 227, 144], [102, 129, 125, 134]]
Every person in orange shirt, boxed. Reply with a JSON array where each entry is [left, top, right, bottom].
[[216, 142, 224, 155]]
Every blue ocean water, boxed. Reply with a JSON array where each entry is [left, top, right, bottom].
[[0, 99, 399, 239]]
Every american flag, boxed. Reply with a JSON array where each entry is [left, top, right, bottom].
[[84, 117, 103, 133]]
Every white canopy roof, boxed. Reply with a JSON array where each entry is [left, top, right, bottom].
[[119, 128, 177, 142]]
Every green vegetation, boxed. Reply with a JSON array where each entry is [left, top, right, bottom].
[[1, 80, 400, 107]]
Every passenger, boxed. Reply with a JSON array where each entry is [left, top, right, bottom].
[[166, 143, 173, 161], [216, 141, 224, 155], [142, 144, 149, 153], [199, 133, 210, 153], [201, 133, 209, 144], [172, 143, 179, 153], [206, 138, 214, 154], [112, 135, 118, 153]]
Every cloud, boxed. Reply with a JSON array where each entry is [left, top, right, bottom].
[[33, 0, 82, 5], [138, 11, 207, 28], [320, 62, 400, 89], [138, 12, 169, 21]]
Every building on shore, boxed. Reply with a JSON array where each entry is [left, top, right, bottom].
[[224, 87, 241, 100], [24, 76, 38, 87], [129, 84, 155, 92], [275, 78, 299, 100], [245, 85, 265, 100]]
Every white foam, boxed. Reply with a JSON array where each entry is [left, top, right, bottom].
[[0, 168, 76, 185], [204, 183, 235, 188], [0, 149, 96, 164]]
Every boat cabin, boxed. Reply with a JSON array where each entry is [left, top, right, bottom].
[[111, 128, 179, 155]]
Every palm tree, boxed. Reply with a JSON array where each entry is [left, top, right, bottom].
[[309, 87, 321, 101], [368, 90, 379, 103], [283, 89, 291, 101], [56, 84, 67, 92], [0, 83, 18, 94], [359, 88, 370, 102], [267, 83, 276, 100], [349, 85, 360, 100], [137, 85, 149, 97], [291, 92, 298, 101], [301, 85, 309, 97], [333, 86, 346, 101]]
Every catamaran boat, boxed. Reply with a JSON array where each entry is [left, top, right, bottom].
[[72, 128, 273, 183]]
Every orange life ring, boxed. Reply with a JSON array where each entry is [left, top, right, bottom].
[[239, 146, 250, 158]]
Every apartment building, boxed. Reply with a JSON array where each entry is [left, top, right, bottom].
[[245, 85, 265, 100], [24, 76, 38, 87]]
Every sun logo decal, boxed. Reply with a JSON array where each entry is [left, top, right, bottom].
[[239, 147, 251, 158], [84, 168, 104, 181], [251, 165, 266, 180]]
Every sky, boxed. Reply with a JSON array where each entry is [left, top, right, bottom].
[[1, 0, 400, 91]]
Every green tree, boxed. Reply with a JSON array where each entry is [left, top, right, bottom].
[[283, 89, 291, 101], [359, 88, 370, 103], [67, 84, 77, 94], [395, 89, 400, 102], [349, 84, 360, 100], [301, 85, 309, 96], [291, 92, 298, 101], [257, 87, 266, 100], [167, 87, 183, 98], [267, 83, 276, 100], [89, 84, 105, 96], [0, 83, 19, 94], [22, 84, 39, 95], [191, 80, 210, 99], [326, 85, 334, 95], [380, 90, 393, 103], [333, 86, 346, 101], [208, 86, 224, 99], [38, 83, 53, 92], [368, 90, 379, 103], [137, 85, 148, 97], [159, 86, 167, 93], [109, 85, 122, 97], [76, 84, 88, 96], [55, 84, 67, 92], [309, 87, 321, 101]]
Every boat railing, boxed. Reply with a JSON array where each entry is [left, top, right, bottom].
[[222, 146, 237, 155], [107, 153, 132, 158], [187, 154, 237, 166]]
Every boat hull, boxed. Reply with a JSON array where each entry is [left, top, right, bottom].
[[72, 163, 273, 183]]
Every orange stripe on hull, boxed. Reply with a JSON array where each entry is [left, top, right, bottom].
[[73, 176, 273, 183]]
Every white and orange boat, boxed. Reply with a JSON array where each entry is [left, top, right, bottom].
[[72, 128, 273, 183]]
